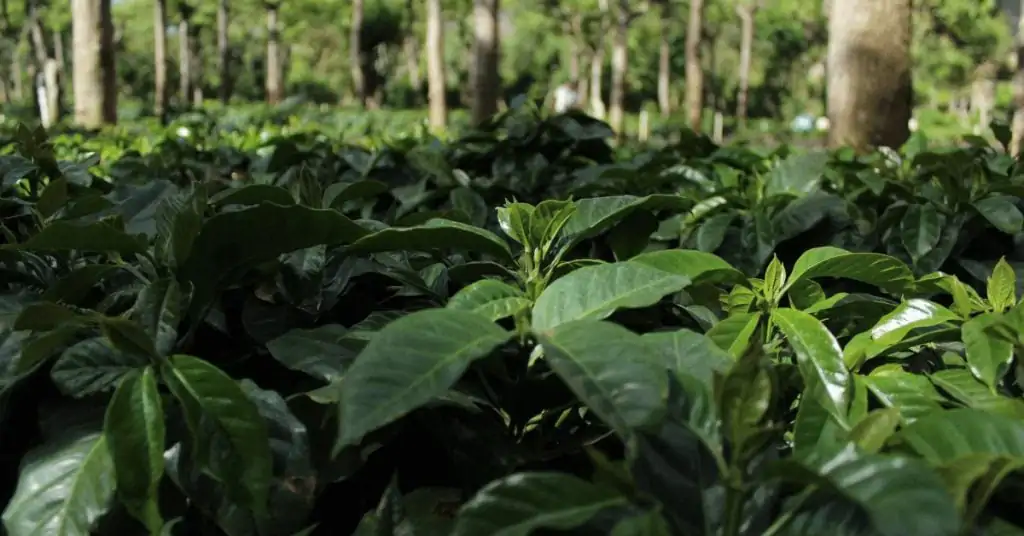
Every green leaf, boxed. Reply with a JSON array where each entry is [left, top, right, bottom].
[[898, 408, 1024, 464], [211, 185, 296, 207], [266, 325, 362, 383], [496, 202, 534, 246], [560, 195, 689, 249], [973, 196, 1024, 234], [529, 199, 577, 252], [14, 302, 79, 331], [41, 265, 119, 306], [323, 180, 389, 209], [849, 408, 901, 454], [179, 203, 369, 317], [163, 355, 273, 512], [763, 255, 787, 303], [51, 337, 149, 398], [860, 370, 944, 422], [963, 313, 1014, 389], [10, 220, 147, 254], [537, 320, 667, 437], [103, 367, 165, 534], [334, 309, 511, 450], [695, 213, 735, 252], [346, 218, 513, 262], [641, 328, 732, 385], [929, 369, 1024, 419], [785, 247, 913, 295], [763, 151, 829, 198], [630, 249, 748, 287], [532, 261, 690, 331], [772, 308, 851, 428], [2, 432, 115, 536], [987, 258, 1017, 312], [611, 510, 672, 536], [899, 204, 942, 262], [706, 312, 762, 358], [131, 278, 183, 357], [452, 473, 628, 536], [446, 279, 530, 322], [843, 299, 959, 368]]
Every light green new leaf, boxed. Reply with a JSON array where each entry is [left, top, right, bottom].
[[987, 258, 1017, 312], [537, 320, 667, 437], [132, 278, 183, 357], [163, 355, 273, 512], [962, 313, 1014, 389], [706, 312, 762, 358], [104, 367, 165, 534], [346, 218, 513, 262], [335, 309, 511, 450], [630, 249, 748, 287], [2, 432, 115, 536], [773, 308, 851, 428], [785, 247, 913, 294], [452, 472, 628, 536], [447, 279, 530, 322], [532, 261, 690, 331], [496, 202, 534, 246], [849, 408, 901, 454]]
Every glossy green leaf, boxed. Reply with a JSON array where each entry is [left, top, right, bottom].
[[335, 309, 511, 449], [860, 370, 944, 422], [560, 195, 689, 248], [532, 261, 690, 331], [446, 279, 530, 322], [103, 367, 165, 533], [496, 202, 534, 246], [962, 313, 1014, 389], [987, 258, 1017, 312], [266, 325, 362, 383], [706, 312, 762, 358], [785, 247, 913, 294], [164, 355, 273, 512], [538, 320, 668, 437], [849, 408, 901, 454], [51, 337, 149, 398], [973, 196, 1024, 234], [131, 278, 182, 357], [347, 218, 512, 261], [763, 151, 829, 197], [452, 472, 628, 536], [929, 369, 1024, 419], [773, 308, 851, 427], [641, 328, 732, 384], [2, 432, 115, 536], [899, 204, 942, 262], [630, 249, 748, 287]]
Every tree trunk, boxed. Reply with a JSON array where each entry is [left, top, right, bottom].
[[826, 0, 912, 151], [265, 2, 282, 104], [178, 8, 191, 106], [735, 4, 756, 130], [71, 0, 116, 128], [154, 0, 168, 120], [404, 0, 420, 91], [190, 25, 202, 105], [590, 0, 609, 119], [657, 0, 670, 117], [351, 0, 366, 106], [426, 0, 446, 128], [608, 1, 628, 137], [27, 0, 59, 125], [685, 0, 705, 131], [1012, 0, 1024, 156], [471, 0, 499, 125], [217, 0, 230, 103]]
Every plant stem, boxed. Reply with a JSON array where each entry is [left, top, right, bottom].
[[721, 471, 746, 536]]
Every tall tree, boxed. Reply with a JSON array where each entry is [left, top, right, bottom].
[[1012, 0, 1024, 156], [217, 0, 230, 103], [827, 0, 912, 151], [656, 0, 671, 117], [351, 0, 366, 106], [71, 0, 116, 128], [27, 0, 60, 126], [153, 0, 168, 121], [685, 0, 705, 130], [265, 1, 283, 104], [178, 2, 193, 106], [426, 0, 446, 128], [403, 0, 421, 92], [608, 0, 639, 137], [471, 0, 500, 124], [590, 0, 609, 118], [735, 0, 759, 130]]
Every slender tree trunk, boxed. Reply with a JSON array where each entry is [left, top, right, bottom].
[[27, 0, 59, 125], [736, 4, 757, 130], [590, 48, 604, 118], [471, 0, 500, 124], [1012, 0, 1024, 156], [351, 0, 366, 106], [608, 1, 628, 137], [154, 0, 168, 120], [265, 2, 282, 104], [217, 0, 230, 103], [190, 25, 202, 105], [685, 0, 705, 131], [178, 8, 191, 106], [657, 0, 670, 117], [71, 0, 116, 128], [426, 0, 446, 128], [404, 0, 421, 92], [827, 0, 912, 151]]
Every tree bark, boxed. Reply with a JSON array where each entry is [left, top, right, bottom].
[[426, 0, 446, 128], [71, 0, 116, 128], [590, 0, 609, 119], [265, 2, 283, 104], [685, 0, 704, 131], [27, 0, 59, 125], [1012, 0, 1024, 156], [154, 0, 168, 120], [826, 0, 912, 151], [736, 3, 757, 130], [657, 0, 670, 117], [217, 0, 230, 103], [471, 0, 500, 125], [350, 0, 366, 106], [404, 0, 421, 91], [608, 1, 628, 137], [190, 25, 202, 105], [178, 5, 192, 107]]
